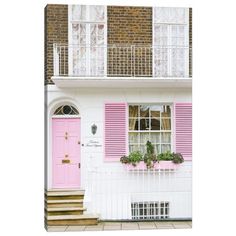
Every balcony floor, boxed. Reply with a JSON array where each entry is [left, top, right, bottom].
[[51, 76, 192, 88]]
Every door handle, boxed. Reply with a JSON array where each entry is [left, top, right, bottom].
[[78, 163, 81, 169], [78, 141, 80, 145]]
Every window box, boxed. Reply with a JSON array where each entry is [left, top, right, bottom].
[[124, 161, 179, 170]]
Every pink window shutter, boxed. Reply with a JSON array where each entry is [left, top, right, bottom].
[[104, 103, 127, 161], [174, 103, 192, 161]]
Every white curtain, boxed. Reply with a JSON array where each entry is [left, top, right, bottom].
[[153, 7, 188, 77], [71, 5, 106, 76]]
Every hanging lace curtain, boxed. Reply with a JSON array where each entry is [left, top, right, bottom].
[[154, 7, 187, 24], [89, 5, 105, 21], [153, 7, 188, 77], [71, 5, 106, 76]]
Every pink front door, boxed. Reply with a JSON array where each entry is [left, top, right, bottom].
[[52, 118, 81, 189]]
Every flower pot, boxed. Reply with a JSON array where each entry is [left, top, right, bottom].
[[124, 161, 179, 170], [154, 161, 178, 170]]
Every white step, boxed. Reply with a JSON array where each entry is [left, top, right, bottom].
[[46, 189, 84, 192], [46, 199, 83, 204], [46, 190, 85, 196], [46, 214, 99, 220], [47, 207, 86, 212]]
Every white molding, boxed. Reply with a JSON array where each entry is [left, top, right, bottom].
[[51, 76, 192, 88]]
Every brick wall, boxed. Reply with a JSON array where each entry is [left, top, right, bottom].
[[107, 6, 152, 76], [45, 4, 68, 84], [44, 5, 191, 80], [189, 8, 192, 77]]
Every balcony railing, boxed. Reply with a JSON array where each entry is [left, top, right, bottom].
[[53, 44, 192, 78]]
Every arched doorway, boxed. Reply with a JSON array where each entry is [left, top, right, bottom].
[[52, 104, 81, 189]]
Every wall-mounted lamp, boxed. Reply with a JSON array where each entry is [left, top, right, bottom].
[[91, 124, 97, 135]]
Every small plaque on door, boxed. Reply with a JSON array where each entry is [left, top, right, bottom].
[[62, 159, 70, 164]]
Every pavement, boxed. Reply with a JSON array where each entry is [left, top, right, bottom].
[[47, 221, 192, 232]]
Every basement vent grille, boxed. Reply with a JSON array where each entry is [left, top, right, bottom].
[[131, 201, 169, 220]]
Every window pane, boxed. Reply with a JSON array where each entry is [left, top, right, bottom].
[[140, 145, 146, 154], [150, 105, 161, 118], [161, 105, 171, 117], [80, 23, 86, 35], [72, 24, 79, 44], [80, 34, 86, 45], [140, 133, 149, 144], [161, 119, 171, 130], [151, 118, 160, 130], [154, 144, 161, 154], [140, 119, 150, 130], [89, 5, 105, 21], [169, 8, 186, 24], [129, 118, 139, 130], [154, 7, 186, 24], [129, 105, 139, 118], [98, 24, 104, 35], [161, 144, 171, 153], [162, 132, 171, 143], [154, 25, 168, 45], [154, 48, 168, 77], [129, 145, 139, 153], [72, 5, 86, 21], [150, 133, 160, 143], [129, 133, 139, 144], [171, 25, 185, 46], [140, 105, 150, 117]]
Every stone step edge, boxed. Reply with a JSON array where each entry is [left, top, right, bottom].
[[45, 189, 85, 192], [46, 207, 86, 212], [46, 214, 99, 220], [46, 190, 85, 196], [46, 199, 83, 203]]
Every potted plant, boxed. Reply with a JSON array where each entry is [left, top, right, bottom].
[[143, 141, 157, 169], [120, 141, 184, 170]]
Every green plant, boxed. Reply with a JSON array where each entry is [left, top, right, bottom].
[[146, 141, 154, 155], [143, 141, 157, 169], [128, 151, 143, 166], [120, 155, 129, 164], [120, 141, 184, 168], [172, 153, 184, 164], [157, 150, 173, 162]]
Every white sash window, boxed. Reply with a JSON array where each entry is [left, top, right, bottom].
[[69, 5, 107, 76], [153, 7, 189, 77]]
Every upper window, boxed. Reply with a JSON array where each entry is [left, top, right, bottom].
[[153, 7, 189, 77], [129, 104, 172, 154], [69, 5, 107, 76]]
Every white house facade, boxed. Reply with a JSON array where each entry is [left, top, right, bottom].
[[45, 5, 192, 225]]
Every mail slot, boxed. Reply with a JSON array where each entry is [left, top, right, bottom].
[[62, 159, 70, 164]]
